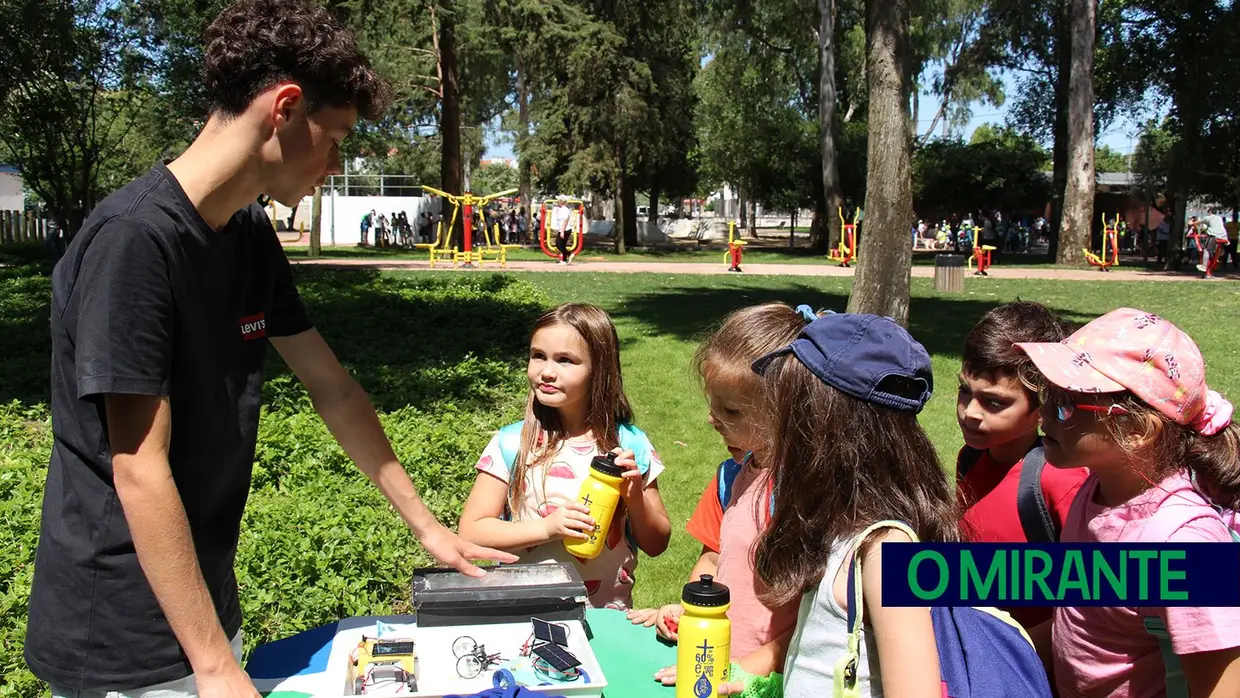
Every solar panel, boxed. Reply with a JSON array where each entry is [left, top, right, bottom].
[[531, 619, 569, 646], [373, 641, 415, 656], [532, 644, 581, 672]]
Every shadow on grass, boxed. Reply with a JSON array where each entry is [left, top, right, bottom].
[[270, 268, 545, 413], [608, 281, 1084, 359]]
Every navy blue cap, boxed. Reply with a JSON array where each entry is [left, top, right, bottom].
[[751, 313, 934, 413]]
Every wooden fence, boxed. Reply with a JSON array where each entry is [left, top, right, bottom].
[[0, 210, 55, 245]]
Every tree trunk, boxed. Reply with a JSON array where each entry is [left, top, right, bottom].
[[1048, 0, 1071, 260], [910, 88, 919, 141], [309, 186, 322, 257], [622, 176, 638, 249], [1058, 0, 1095, 266], [810, 200, 828, 250], [738, 186, 747, 229], [516, 56, 533, 238], [848, 0, 914, 327], [747, 199, 758, 238], [649, 180, 661, 229], [819, 0, 844, 253], [790, 210, 797, 248], [614, 140, 627, 254], [440, 0, 463, 248]]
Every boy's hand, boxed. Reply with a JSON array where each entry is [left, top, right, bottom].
[[613, 448, 644, 501], [541, 502, 594, 541]]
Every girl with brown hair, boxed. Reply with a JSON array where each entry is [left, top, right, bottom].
[[749, 312, 957, 698], [459, 303, 671, 609], [1016, 308, 1240, 697], [625, 303, 807, 687]]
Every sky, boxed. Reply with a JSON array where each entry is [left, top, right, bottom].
[[481, 72, 1142, 163]]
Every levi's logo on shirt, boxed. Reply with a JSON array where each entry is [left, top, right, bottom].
[[240, 313, 267, 341]]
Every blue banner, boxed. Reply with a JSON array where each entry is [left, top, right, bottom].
[[881, 544, 1240, 607]]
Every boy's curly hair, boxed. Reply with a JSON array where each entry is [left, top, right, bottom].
[[203, 0, 391, 120]]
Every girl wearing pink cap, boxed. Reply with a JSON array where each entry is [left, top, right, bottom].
[[1017, 308, 1240, 698]]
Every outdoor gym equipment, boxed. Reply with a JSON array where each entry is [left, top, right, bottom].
[[829, 208, 860, 267], [970, 244, 996, 276], [419, 185, 520, 268], [1085, 213, 1120, 271], [1187, 222, 1228, 277], [724, 221, 745, 272], [479, 208, 523, 268], [538, 198, 587, 259]]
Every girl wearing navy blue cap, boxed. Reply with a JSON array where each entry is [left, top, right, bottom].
[[741, 313, 958, 697]]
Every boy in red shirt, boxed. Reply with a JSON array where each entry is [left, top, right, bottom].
[[955, 301, 1089, 631]]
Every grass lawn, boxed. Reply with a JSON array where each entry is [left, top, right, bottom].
[[283, 242, 1080, 269], [471, 271, 1240, 609], [1, 242, 1236, 693]]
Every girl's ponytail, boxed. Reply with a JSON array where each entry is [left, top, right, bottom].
[[1187, 420, 1240, 510]]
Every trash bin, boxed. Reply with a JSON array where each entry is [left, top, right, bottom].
[[934, 254, 965, 293]]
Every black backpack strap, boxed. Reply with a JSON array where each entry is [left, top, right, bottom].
[[956, 446, 985, 480], [1017, 443, 1059, 543]]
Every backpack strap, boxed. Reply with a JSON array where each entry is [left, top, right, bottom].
[[837, 521, 920, 697], [615, 423, 655, 554], [1142, 617, 1190, 698], [494, 421, 526, 522], [716, 452, 777, 518], [1017, 445, 1059, 543], [616, 422, 653, 474], [956, 446, 985, 480], [496, 421, 525, 475], [1137, 480, 1235, 698], [716, 455, 749, 509]]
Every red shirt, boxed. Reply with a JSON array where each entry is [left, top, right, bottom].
[[956, 448, 1089, 630], [687, 473, 724, 552]]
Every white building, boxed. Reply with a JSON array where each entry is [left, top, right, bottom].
[[0, 165, 24, 211]]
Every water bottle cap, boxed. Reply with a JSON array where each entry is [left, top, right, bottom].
[[681, 574, 730, 607], [589, 452, 624, 477]]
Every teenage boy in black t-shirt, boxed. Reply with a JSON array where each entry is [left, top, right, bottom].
[[24, 1, 515, 696]]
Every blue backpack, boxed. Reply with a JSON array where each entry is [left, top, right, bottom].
[[715, 452, 775, 516], [493, 420, 654, 550], [835, 521, 1053, 698]]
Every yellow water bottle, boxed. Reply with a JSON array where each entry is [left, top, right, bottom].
[[677, 575, 731, 698], [563, 452, 624, 559]]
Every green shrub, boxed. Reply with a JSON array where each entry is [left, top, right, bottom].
[[0, 267, 550, 695]]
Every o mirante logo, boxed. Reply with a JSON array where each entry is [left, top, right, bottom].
[[881, 544, 1240, 607]]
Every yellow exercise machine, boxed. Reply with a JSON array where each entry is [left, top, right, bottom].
[[724, 221, 746, 272], [829, 208, 860, 267], [479, 209, 523, 268], [1084, 213, 1120, 271], [538, 198, 586, 259], [418, 186, 519, 268]]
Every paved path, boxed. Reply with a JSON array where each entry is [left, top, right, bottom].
[[290, 256, 1236, 283]]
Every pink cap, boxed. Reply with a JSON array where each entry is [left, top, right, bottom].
[[1014, 308, 1209, 427]]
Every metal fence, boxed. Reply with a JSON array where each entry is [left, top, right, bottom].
[[0, 210, 56, 245]]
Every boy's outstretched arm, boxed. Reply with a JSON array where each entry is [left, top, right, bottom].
[[272, 329, 516, 575]]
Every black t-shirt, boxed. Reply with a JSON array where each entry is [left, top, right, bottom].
[[25, 163, 313, 690]]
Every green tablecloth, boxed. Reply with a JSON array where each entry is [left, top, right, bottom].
[[585, 608, 677, 698]]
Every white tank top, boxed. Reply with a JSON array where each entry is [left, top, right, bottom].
[[782, 534, 885, 698]]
